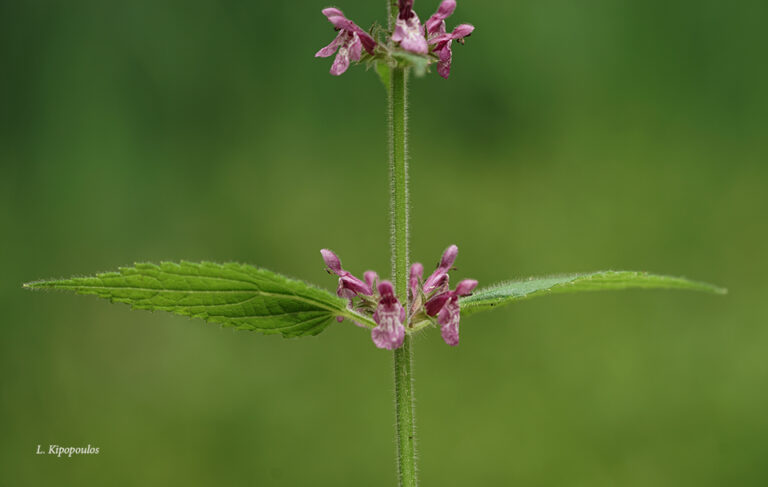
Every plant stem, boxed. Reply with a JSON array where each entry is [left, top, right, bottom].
[[388, 3, 416, 485], [389, 63, 417, 486], [394, 334, 416, 487], [390, 68, 409, 305]]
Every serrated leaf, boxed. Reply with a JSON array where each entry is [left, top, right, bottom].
[[460, 271, 726, 316], [24, 262, 375, 337]]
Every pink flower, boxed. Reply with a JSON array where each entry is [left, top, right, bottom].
[[315, 8, 377, 76], [422, 244, 458, 294], [425, 279, 477, 346], [320, 245, 477, 348], [425, 0, 456, 35], [364, 271, 379, 290], [409, 262, 424, 299], [392, 0, 428, 54], [321, 249, 374, 299], [425, 0, 474, 78], [372, 281, 406, 350]]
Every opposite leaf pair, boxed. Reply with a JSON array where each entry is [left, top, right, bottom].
[[24, 260, 725, 350]]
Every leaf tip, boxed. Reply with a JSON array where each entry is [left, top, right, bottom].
[[22, 280, 46, 290], [713, 286, 728, 295], [689, 279, 727, 295]]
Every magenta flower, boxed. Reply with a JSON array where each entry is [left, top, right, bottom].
[[372, 281, 406, 350], [426, 1, 474, 79], [364, 270, 379, 290], [425, 0, 456, 35], [422, 244, 458, 294], [315, 1, 474, 79], [409, 262, 424, 298], [425, 278, 477, 346], [321, 249, 373, 300], [392, 0, 428, 54], [320, 245, 476, 349], [315, 8, 377, 76], [408, 262, 425, 313]]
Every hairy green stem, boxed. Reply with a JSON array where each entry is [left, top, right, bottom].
[[389, 63, 417, 486], [390, 69, 409, 303], [388, 3, 416, 485], [394, 334, 416, 487]]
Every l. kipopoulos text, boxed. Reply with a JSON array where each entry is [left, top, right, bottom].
[[36, 444, 100, 457]]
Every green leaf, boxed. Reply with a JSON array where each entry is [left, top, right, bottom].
[[375, 61, 390, 91], [460, 271, 726, 316], [23, 262, 376, 337], [390, 50, 431, 77]]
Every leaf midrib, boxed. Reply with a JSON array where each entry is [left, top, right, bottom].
[[44, 284, 343, 316]]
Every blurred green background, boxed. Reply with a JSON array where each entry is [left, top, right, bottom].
[[2, 0, 766, 485]]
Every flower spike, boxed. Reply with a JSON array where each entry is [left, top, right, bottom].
[[315, 0, 474, 79], [321, 245, 476, 348]]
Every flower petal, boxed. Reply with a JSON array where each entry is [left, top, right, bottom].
[[439, 244, 458, 268], [339, 274, 372, 296], [434, 41, 453, 79], [330, 47, 351, 76], [426, 0, 456, 35], [392, 15, 428, 54], [348, 32, 363, 62], [364, 270, 378, 289], [323, 9, 354, 30], [378, 280, 395, 298], [423, 244, 458, 293], [398, 0, 414, 20], [343, 23, 376, 54], [425, 292, 450, 316], [321, 7, 345, 19], [321, 249, 344, 274], [409, 262, 424, 298], [321, 8, 376, 55], [451, 23, 475, 39], [371, 322, 405, 350], [440, 319, 460, 346], [322, 249, 373, 294], [356, 31, 377, 55], [315, 31, 345, 58], [454, 279, 477, 296], [372, 280, 406, 350], [437, 300, 461, 346]]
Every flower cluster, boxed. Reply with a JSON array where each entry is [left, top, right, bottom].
[[315, 0, 474, 78], [322, 245, 477, 349]]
